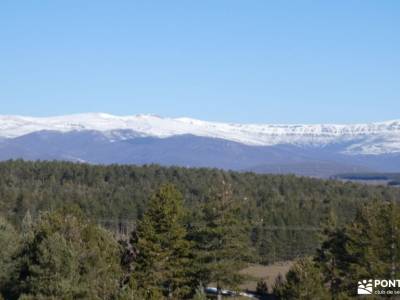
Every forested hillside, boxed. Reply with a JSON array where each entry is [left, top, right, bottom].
[[1, 160, 399, 264], [1, 160, 400, 299]]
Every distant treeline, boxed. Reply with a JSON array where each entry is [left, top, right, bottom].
[[1, 160, 400, 264], [334, 172, 400, 186]]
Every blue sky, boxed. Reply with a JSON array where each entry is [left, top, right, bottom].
[[0, 1, 399, 124]]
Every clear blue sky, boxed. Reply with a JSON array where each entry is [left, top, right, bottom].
[[1, 1, 399, 124]]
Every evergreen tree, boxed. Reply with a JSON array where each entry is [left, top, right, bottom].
[[344, 201, 400, 297], [0, 217, 20, 299], [21, 210, 33, 237], [191, 180, 253, 299], [0, 160, 395, 264], [315, 201, 400, 298], [273, 258, 329, 300], [8, 208, 122, 300], [130, 184, 193, 299], [315, 210, 354, 299], [315, 227, 353, 299]]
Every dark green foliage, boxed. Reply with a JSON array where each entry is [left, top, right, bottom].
[[1, 160, 397, 263], [130, 185, 194, 299], [339, 201, 400, 298], [315, 227, 353, 298], [6, 208, 122, 300], [273, 258, 329, 300], [190, 181, 253, 292], [0, 160, 399, 299], [0, 217, 20, 297], [277, 201, 400, 299]]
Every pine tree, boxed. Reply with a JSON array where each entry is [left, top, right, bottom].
[[273, 258, 329, 300], [191, 180, 253, 299], [9, 208, 123, 300], [315, 210, 354, 299], [21, 210, 34, 242], [0, 217, 20, 299], [130, 184, 193, 299], [314, 201, 400, 298], [344, 201, 400, 296]]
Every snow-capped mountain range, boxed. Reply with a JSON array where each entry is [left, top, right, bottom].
[[0, 113, 399, 177], [1, 113, 400, 155]]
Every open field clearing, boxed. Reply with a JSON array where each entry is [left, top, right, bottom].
[[239, 262, 293, 291]]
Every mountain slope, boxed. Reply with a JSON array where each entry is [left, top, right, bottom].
[[1, 113, 400, 155], [0, 113, 399, 176]]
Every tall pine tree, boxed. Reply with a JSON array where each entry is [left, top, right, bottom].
[[191, 180, 253, 299], [130, 184, 193, 299], [345, 201, 400, 296], [315, 211, 353, 299], [315, 201, 400, 298]]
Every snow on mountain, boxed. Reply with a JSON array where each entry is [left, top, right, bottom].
[[0, 113, 399, 155]]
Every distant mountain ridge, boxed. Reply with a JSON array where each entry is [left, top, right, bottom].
[[0, 113, 399, 177], [1, 113, 400, 155]]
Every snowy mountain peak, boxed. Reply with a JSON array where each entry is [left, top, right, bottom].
[[0, 113, 399, 155]]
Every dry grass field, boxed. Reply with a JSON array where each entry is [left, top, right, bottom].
[[239, 261, 293, 292], [206, 262, 293, 299]]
